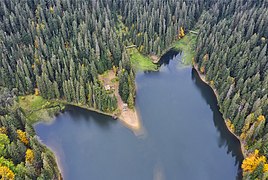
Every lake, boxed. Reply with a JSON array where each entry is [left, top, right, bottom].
[[35, 50, 243, 180]]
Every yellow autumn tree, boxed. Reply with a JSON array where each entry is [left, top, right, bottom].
[[240, 122, 250, 141], [0, 127, 7, 134], [34, 88, 40, 96], [257, 115, 265, 122], [210, 80, 214, 87], [25, 149, 34, 164], [242, 149, 267, 173], [240, 132, 246, 140], [16, 130, 29, 145], [113, 66, 117, 74], [242, 122, 250, 134], [178, 27, 185, 39], [203, 54, 209, 61], [226, 119, 235, 132], [0, 165, 15, 180], [49, 6, 54, 13], [264, 164, 268, 173], [200, 66, 205, 74]]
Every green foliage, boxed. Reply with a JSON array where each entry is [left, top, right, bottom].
[[128, 48, 158, 71], [119, 72, 130, 103], [194, 2, 268, 179], [18, 95, 62, 124], [0, 0, 207, 108], [0, 87, 61, 179], [127, 92, 135, 109], [0, 134, 10, 156], [173, 33, 197, 65], [0, 0, 267, 179]]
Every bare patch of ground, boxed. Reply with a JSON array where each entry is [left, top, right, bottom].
[[150, 55, 160, 63]]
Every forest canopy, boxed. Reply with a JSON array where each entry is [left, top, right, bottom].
[[0, 0, 267, 179]]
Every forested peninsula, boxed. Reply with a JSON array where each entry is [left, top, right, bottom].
[[0, 0, 267, 179]]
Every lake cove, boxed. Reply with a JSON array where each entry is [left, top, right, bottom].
[[35, 51, 243, 180]]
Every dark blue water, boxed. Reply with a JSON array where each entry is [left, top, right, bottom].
[[35, 52, 243, 180]]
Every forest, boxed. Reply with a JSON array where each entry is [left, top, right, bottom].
[[195, 1, 268, 179], [0, 0, 267, 179], [0, 87, 60, 179]]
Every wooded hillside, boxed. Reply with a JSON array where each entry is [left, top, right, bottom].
[[0, 87, 60, 179], [195, 1, 268, 179], [0, 0, 267, 179]]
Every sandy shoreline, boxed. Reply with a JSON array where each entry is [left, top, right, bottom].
[[193, 64, 246, 158], [55, 100, 142, 133], [118, 108, 142, 134], [98, 70, 142, 133]]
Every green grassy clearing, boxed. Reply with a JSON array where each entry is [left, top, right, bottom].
[[115, 16, 157, 71], [116, 13, 197, 69], [18, 95, 63, 124], [127, 32, 197, 70], [172, 33, 197, 65], [128, 48, 158, 71]]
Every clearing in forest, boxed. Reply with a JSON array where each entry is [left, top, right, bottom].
[[18, 95, 62, 124], [98, 70, 141, 131], [127, 47, 158, 71], [173, 32, 197, 65]]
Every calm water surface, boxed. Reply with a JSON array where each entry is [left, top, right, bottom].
[[35, 51, 243, 180]]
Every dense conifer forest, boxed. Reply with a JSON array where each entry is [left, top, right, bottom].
[[0, 0, 267, 179], [195, 1, 268, 179]]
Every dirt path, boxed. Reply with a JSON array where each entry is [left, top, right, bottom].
[[99, 70, 141, 132]]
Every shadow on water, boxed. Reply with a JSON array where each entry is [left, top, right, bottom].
[[157, 49, 181, 66], [143, 49, 180, 74], [191, 68, 243, 179], [64, 105, 116, 129]]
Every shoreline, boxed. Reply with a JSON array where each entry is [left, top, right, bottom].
[[52, 100, 142, 133], [98, 70, 142, 133], [150, 46, 175, 64], [35, 135, 63, 180], [149, 33, 197, 65], [34, 100, 142, 179], [193, 63, 246, 158], [33, 53, 245, 180], [54, 100, 115, 117], [147, 39, 182, 64], [118, 109, 142, 133]]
